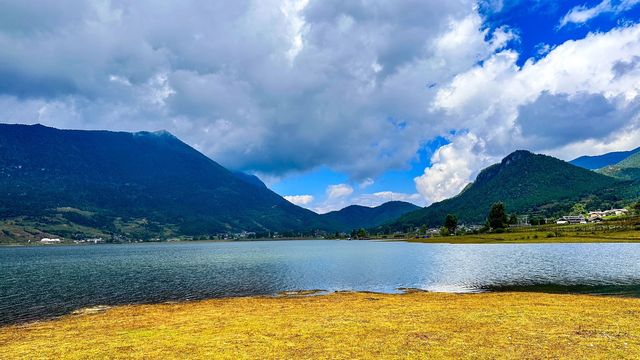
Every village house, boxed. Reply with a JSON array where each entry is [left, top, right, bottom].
[[40, 238, 61, 244], [608, 209, 629, 216], [588, 209, 629, 222], [556, 215, 587, 225], [73, 238, 104, 244]]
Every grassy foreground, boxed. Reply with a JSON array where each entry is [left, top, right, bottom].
[[2, 292, 640, 359]]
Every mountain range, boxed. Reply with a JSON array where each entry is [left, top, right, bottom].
[[570, 147, 640, 170], [0, 124, 417, 241], [1, 124, 639, 242], [322, 201, 421, 232], [0, 124, 333, 237]]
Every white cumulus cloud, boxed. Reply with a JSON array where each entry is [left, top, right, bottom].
[[326, 184, 354, 199], [559, 0, 640, 28], [284, 194, 314, 206], [359, 178, 374, 189], [415, 133, 496, 204], [0, 0, 514, 180]]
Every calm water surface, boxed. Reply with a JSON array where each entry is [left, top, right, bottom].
[[3, 240, 640, 324]]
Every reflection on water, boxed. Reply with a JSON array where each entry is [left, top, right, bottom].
[[2, 240, 640, 324]]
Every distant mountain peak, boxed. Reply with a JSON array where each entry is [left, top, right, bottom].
[[502, 150, 534, 163], [476, 150, 540, 185], [132, 129, 177, 139], [150, 129, 174, 136], [570, 147, 640, 170], [322, 201, 421, 231], [339, 201, 415, 211]]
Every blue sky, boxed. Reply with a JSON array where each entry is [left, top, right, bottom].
[[482, 0, 640, 64], [1, 0, 640, 213], [271, 135, 447, 211]]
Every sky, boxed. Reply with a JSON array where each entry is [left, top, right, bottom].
[[1, 0, 640, 213]]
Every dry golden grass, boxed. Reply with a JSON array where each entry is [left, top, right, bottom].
[[2, 292, 640, 359]]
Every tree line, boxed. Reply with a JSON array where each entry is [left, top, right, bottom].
[[441, 202, 518, 235]]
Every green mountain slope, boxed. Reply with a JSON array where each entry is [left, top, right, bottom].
[[598, 152, 640, 180], [0, 124, 334, 238], [387, 150, 634, 230], [322, 201, 421, 231]]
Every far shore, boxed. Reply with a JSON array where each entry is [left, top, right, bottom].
[[2, 291, 639, 359], [4, 230, 640, 247], [4, 237, 640, 247]]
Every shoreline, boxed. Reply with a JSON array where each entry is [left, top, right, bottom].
[[5, 284, 640, 327], [2, 291, 640, 358], [4, 234, 640, 247]]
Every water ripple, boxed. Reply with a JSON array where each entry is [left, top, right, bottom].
[[3, 241, 640, 325]]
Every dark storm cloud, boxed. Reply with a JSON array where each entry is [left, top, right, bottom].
[[516, 91, 638, 149], [0, 0, 494, 180], [1, 0, 635, 198]]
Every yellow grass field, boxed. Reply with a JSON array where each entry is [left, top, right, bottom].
[[2, 291, 640, 359]]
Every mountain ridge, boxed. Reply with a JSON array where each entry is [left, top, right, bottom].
[[321, 201, 421, 232], [570, 147, 640, 170], [598, 151, 640, 180], [0, 123, 333, 237], [385, 150, 634, 230]]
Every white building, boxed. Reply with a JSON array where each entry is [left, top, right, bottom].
[[40, 238, 61, 244], [556, 216, 586, 225], [608, 209, 629, 216], [588, 209, 629, 221]]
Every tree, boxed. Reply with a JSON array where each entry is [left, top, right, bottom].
[[570, 203, 586, 216], [444, 214, 458, 234], [634, 201, 640, 215], [488, 202, 508, 229], [508, 214, 518, 225], [530, 217, 544, 226], [357, 228, 367, 239]]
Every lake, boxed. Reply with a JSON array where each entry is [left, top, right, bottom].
[[3, 240, 640, 325]]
